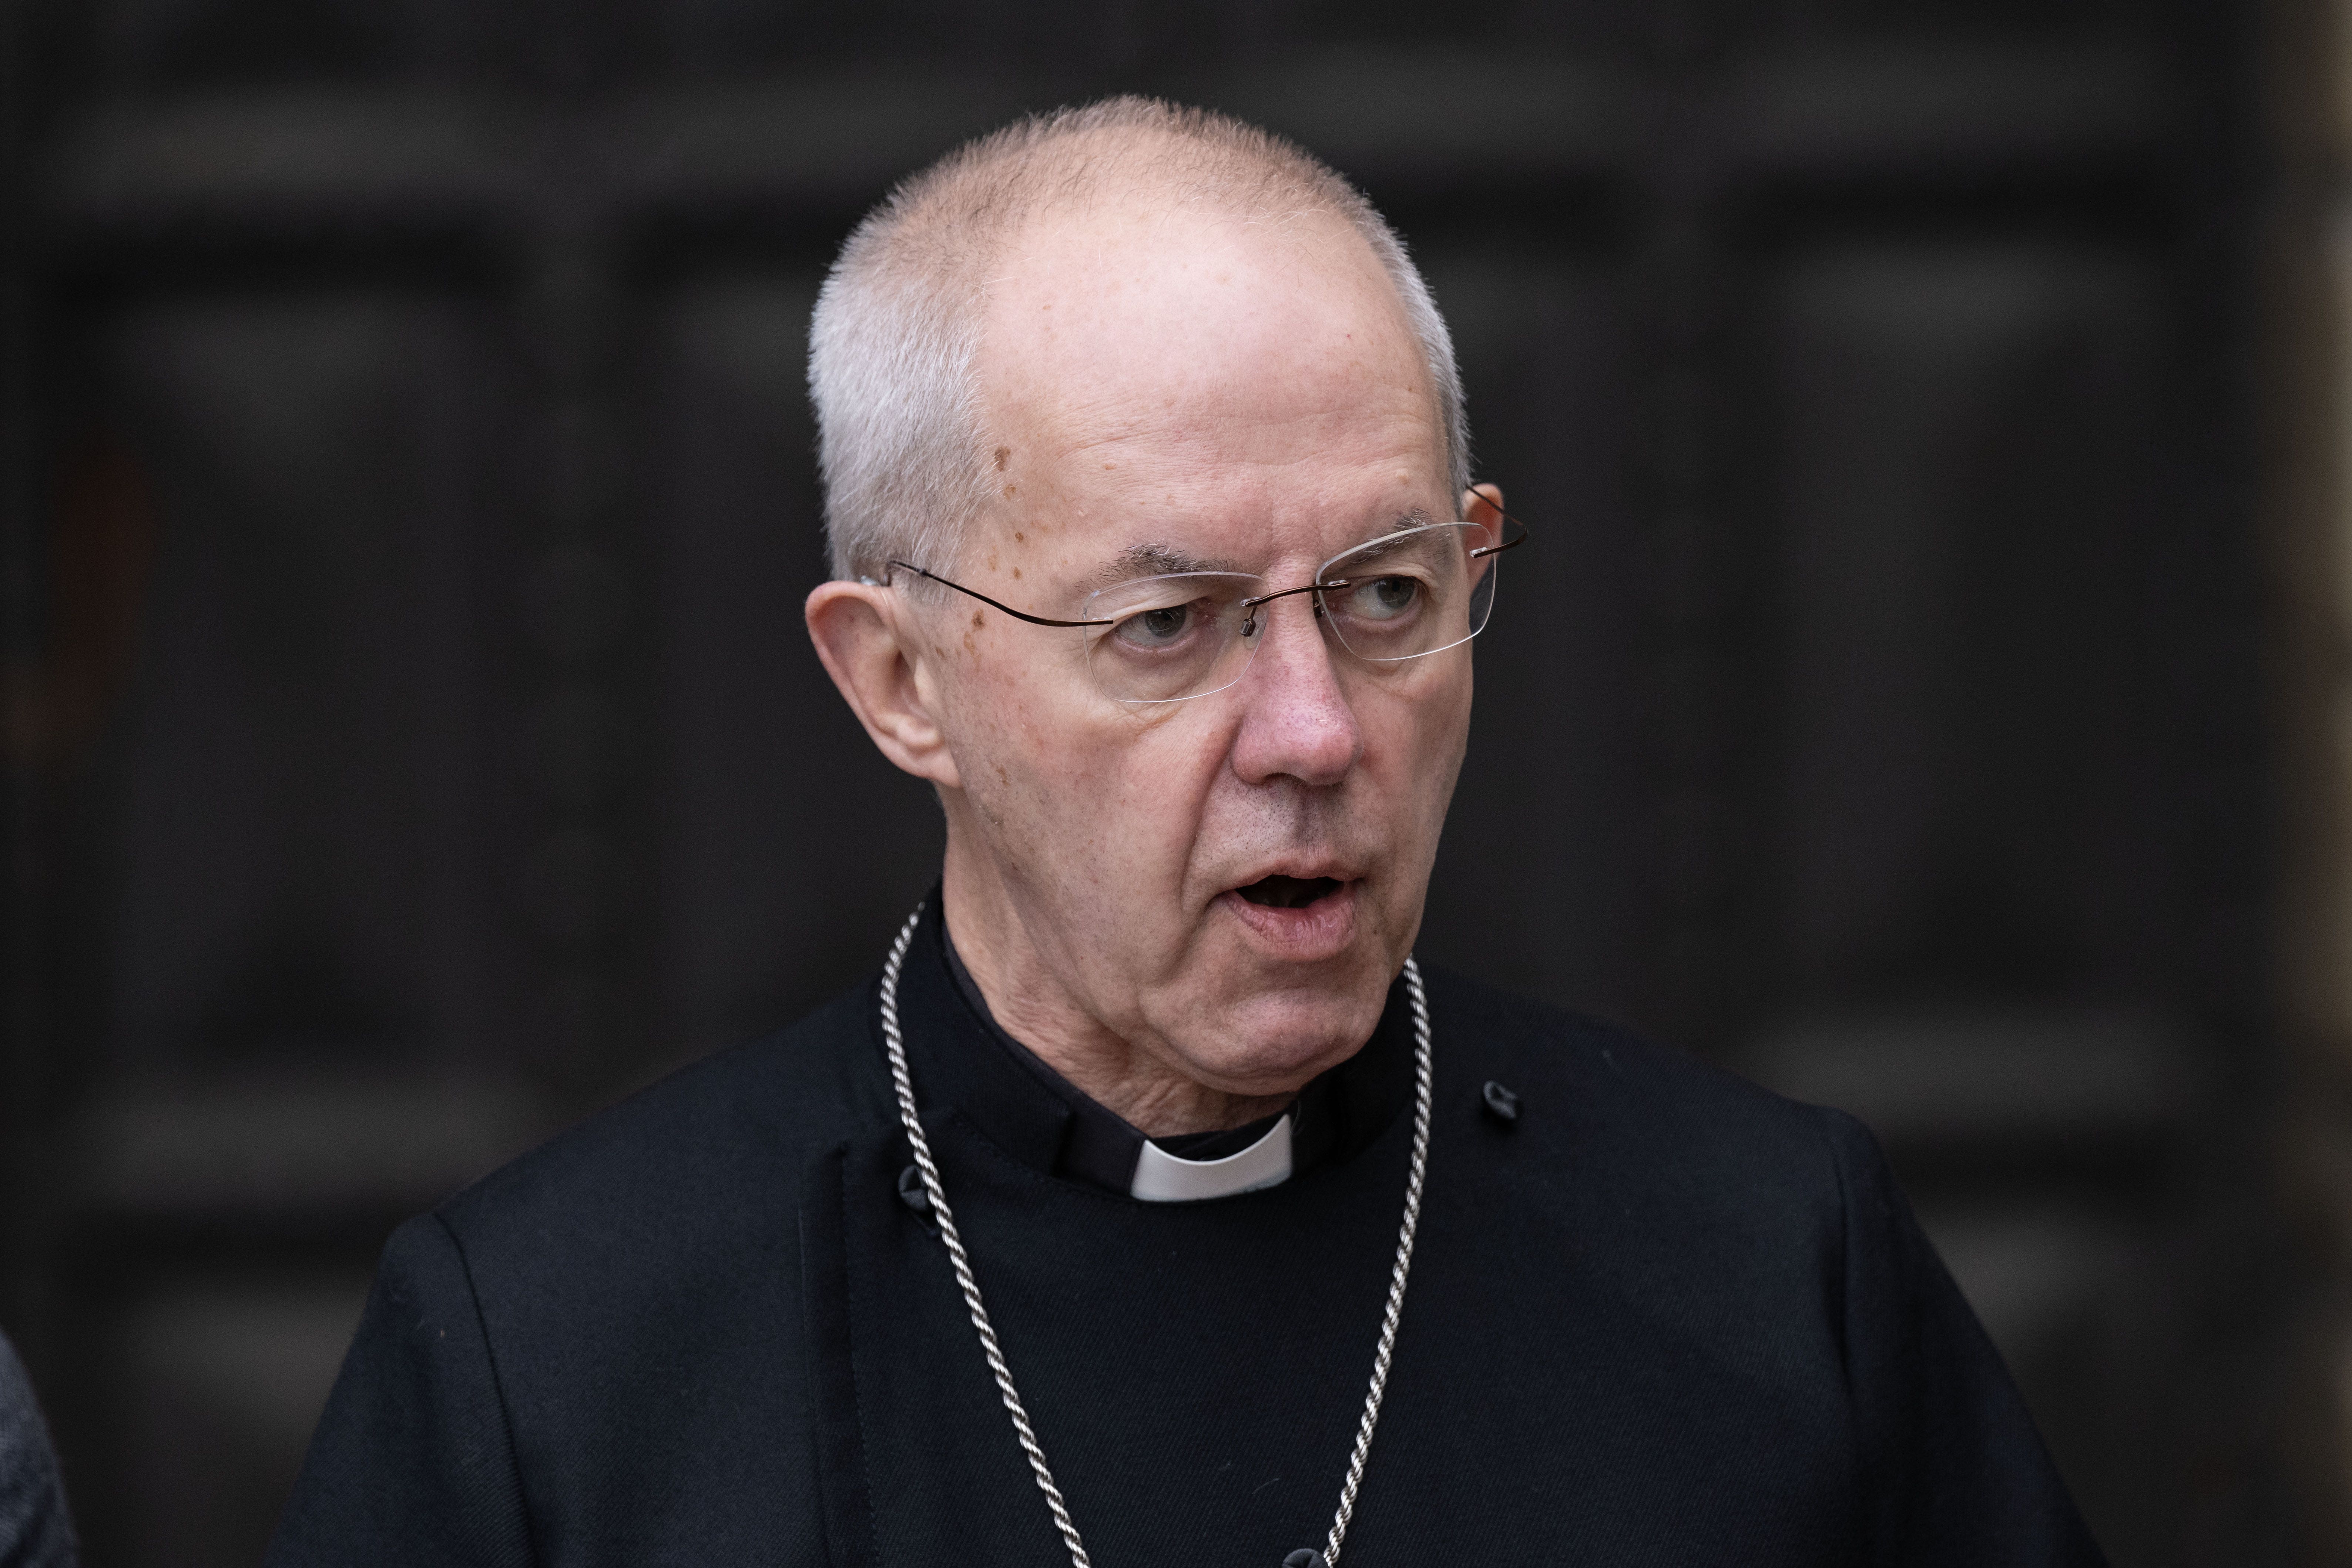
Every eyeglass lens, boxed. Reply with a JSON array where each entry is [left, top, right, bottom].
[[1080, 521, 1502, 705]]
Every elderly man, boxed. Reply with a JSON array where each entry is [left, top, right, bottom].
[[272, 99, 2100, 1567]]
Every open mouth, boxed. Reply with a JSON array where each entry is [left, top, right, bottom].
[[1235, 874, 1344, 910]]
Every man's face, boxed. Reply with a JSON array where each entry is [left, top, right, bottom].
[[922, 205, 1477, 1097]]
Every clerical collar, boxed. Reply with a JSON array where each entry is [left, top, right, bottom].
[[942, 923, 1296, 1199], [890, 896, 1412, 1202]]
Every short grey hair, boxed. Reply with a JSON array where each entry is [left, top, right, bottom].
[[807, 96, 1469, 582]]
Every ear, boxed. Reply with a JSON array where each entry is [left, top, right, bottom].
[[1462, 482, 1507, 581], [805, 578, 964, 790]]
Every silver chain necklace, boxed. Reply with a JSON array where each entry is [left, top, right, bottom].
[[878, 906, 1435, 1568]]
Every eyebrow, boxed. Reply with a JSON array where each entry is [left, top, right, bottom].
[[1088, 509, 1442, 588], [1090, 542, 1242, 588], [1345, 508, 1440, 556]]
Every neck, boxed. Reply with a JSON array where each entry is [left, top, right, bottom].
[[939, 840, 1294, 1139]]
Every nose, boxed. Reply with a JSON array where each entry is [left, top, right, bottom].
[[1229, 594, 1363, 788]]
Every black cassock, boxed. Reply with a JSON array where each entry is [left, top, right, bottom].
[[271, 901, 2103, 1567]]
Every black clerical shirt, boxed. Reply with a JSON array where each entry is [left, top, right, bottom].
[[271, 901, 2104, 1567]]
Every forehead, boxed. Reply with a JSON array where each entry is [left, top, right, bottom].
[[974, 204, 1445, 530]]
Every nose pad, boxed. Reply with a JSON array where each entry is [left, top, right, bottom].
[[1245, 592, 1355, 702], [1239, 588, 1330, 644]]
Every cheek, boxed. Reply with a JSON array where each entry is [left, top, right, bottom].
[[950, 658, 1208, 871], [1119, 725, 1224, 809], [1364, 678, 1473, 855], [1371, 672, 1469, 777], [1068, 719, 1235, 904], [939, 638, 1054, 803]]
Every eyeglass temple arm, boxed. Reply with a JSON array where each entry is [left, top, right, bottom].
[[1469, 501, 1530, 560], [881, 560, 1114, 628]]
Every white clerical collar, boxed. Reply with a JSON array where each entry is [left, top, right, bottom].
[[1129, 1112, 1294, 1202]]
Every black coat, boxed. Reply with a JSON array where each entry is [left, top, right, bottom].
[[270, 904, 2102, 1566], [0, 1329, 78, 1568]]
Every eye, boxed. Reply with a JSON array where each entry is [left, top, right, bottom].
[[1113, 603, 1194, 649], [1347, 575, 1421, 620]]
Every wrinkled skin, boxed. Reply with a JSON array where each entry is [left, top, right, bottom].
[[807, 201, 1503, 1134]]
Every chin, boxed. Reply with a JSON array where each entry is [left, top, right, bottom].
[[1174, 981, 1390, 1097]]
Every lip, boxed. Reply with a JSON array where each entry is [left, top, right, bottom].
[[1217, 874, 1361, 962]]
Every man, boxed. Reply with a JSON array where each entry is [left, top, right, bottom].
[[272, 98, 2101, 1566], [0, 1329, 77, 1568]]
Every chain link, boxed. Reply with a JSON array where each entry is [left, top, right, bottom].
[[878, 904, 1434, 1568]]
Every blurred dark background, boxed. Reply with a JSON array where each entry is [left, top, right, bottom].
[[0, 0, 2320, 1562]]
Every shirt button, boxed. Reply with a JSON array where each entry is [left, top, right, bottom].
[[1482, 1079, 1521, 1125], [1284, 1552, 1327, 1568], [897, 1163, 935, 1220]]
